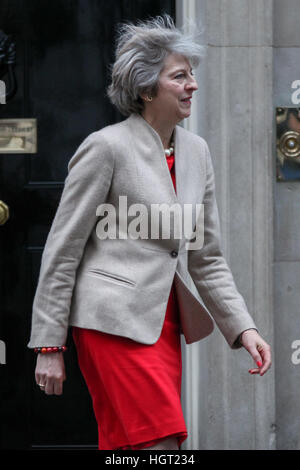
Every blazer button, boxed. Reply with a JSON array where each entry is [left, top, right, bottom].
[[170, 250, 178, 258]]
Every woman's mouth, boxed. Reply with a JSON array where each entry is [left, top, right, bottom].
[[181, 97, 192, 104]]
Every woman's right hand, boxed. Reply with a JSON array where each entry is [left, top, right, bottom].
[[35, 352, 66, 395]]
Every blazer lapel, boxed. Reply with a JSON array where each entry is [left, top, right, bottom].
[[126, 113, 200, 249], [127, 113, 178, 204]]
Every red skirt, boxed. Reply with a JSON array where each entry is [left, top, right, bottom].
[[72, 282, 188, 450]]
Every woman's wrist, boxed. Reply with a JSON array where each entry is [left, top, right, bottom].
[[239, 328, 258, 345], [34, 346, 67, 354]]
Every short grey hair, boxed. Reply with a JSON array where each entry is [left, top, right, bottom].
[[106, 14, 206, 116]]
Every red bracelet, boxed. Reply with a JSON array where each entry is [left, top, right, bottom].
[[34, 346, 67, 354]]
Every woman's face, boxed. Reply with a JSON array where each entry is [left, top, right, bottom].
[[148, 53, 198, 123]]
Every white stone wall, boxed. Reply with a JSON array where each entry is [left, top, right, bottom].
[[273, 0, 300, 451], [177, 0, 276, 450]]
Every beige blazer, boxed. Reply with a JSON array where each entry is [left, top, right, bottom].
[[28, 113, 257, 349]]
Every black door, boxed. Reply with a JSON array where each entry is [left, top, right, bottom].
[[0, 0, 175, 450]]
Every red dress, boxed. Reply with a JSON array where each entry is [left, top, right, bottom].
[[72, 152, 188, 450]]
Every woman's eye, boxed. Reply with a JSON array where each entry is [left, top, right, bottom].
[[175, 71, 194, 79]]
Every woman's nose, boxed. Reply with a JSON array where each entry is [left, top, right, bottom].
[[186, 76, 198, 91]]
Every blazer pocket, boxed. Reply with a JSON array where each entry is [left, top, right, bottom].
[[86, 268, 137, 288]]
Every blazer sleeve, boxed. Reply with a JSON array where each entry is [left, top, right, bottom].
[[188, 140, 258, 349], [27, 132, 115, 348]]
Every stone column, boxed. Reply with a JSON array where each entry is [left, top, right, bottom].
[[177, 0, 276, 449], [273, 0, 300, 450]]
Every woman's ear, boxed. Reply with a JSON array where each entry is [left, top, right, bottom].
[[140, 90, 153, 102]]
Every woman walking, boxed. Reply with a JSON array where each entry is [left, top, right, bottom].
[[28, 15, 271, 450]]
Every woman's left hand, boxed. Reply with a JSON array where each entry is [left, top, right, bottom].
[[240, 329, 272, 376]]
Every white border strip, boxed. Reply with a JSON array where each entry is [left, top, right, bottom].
[[176, 0, 201, 451]]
